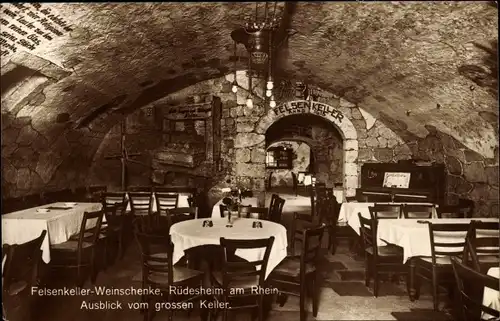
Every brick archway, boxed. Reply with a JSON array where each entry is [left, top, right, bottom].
[[253, 100, 359, 197]]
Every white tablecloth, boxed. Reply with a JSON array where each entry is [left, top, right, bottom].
[[376, 218, 499, 263], [170, 218, 287, 279], [211, 197, 259, 218], [483, 267, 500, 320], [122, 192, 190, 213], [339, 202, 438, 235], [2, 202, 103, 263]]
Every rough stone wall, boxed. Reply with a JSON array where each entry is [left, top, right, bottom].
[[409, 126, 499, 217], [266, 141, 310, 188], [85, 71, 412, 204], [1, 54, 114, 198]]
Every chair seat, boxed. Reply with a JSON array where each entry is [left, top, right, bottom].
[[272, 257, 316, 278], [148, 266, 203, 285], [51, 240, 93, 251], [418, 256, 453, 266], [366, 245, 403, 257], [212, 271, 260, 290], [70, 232, 107, 241]]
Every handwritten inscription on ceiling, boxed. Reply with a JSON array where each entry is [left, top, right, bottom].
[[0, 3, 73, 58], [164, 103, 212, 120]]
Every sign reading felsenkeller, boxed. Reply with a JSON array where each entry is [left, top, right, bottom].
[[272, 100, 344, 123]]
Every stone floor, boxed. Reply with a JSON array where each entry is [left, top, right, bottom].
[[28, 191, 454, 321]]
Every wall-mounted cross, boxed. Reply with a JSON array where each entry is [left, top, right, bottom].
[[104, 120, 141, 191]]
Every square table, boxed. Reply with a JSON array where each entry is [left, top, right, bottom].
[[2, 202, 102, 263]]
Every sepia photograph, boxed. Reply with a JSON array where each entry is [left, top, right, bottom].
[[0, 2, 498, 321]]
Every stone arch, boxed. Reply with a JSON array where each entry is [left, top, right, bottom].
[[254, 100, 359, 197]]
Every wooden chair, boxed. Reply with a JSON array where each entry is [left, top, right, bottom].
[[463, 221, 499, 273], [50, 210, 104, 286], [42, 189, 73, 204], [402, 204, 436, 219], [437, 204, 462, 218], [239, 206, 269, 219], [129, 192, 153, 216], [102, 192, 127, 209], [412, 222, 471, 311], [211, 236, 275, 321], [154, 192, 179, 213], [219, 204, 229, 218], [2, 230, 46, 321], [458, 198, 475, 218], [270, 225, 325, 321], [22, 193, 43, 209], [101, 201, 129, 263], [166, 207, 198, 229], [268, 194, 285, 223], [135, 232, 207, 321], [358, 213, 406, 297], [1, 197, 25, 214], [291, 172, 299, 196], [368, 204, 402, 219], [451, 256, 499, 321], [86, 185, 107, 202], [323, 196, 342, 254]]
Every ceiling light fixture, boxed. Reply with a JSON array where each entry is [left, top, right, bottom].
[[231, 2, 280, 111], [231, 42, 238, 93]]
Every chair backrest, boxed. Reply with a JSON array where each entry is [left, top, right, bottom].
[[369, 204, 402, 219], [358, 213, 378, 255], [77, 210, 104, 249], [299, 225, 326, 278], [128, 192, 152, 216], [427, 222, 471, 265], [219, 237, 274, 289], [166, 207, 197, 227], [464, 221, 499, 272], [87, 185, 107, 202], [458, 199, 475, 218], [2, 230, 46, 290], [102, 192, 126, 208], [135, 231, 174, 286], [128, 186, 152, 192], [451, 256, 499, 321], [437, 204, 462, 218], [154, 192, 179, 213], [239, 206, 268, 219], [402, 204, 435, 219], [103, 200, 128, 228], [268, 194, 285, 223]]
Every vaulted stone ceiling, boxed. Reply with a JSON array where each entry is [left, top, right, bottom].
[[2, 2, 498, 156]]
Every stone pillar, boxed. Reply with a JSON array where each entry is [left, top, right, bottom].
[[234, 132, 266, 192]]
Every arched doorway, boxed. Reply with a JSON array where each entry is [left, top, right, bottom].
[[253, 100, 359, 197]]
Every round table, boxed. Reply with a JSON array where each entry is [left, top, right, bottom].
[[170, 218, 288, 279]]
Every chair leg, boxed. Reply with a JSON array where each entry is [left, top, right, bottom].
[[374, 270, 380, 298], [258, 295, 264, 321], [432, 269, 439, 311], [312, 275, 319, 317], [299, 282, 307, 321], [364, 256, 371, 287]]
